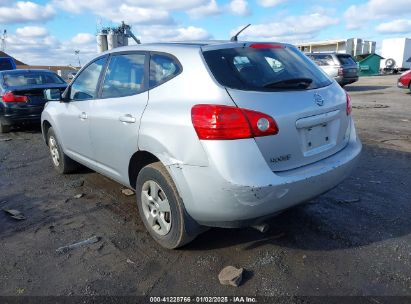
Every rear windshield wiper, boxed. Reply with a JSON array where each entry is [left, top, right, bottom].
[[263, 78, 313, 89]]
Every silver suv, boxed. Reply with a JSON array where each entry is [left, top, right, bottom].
[[306, 53, 359, 86], [41, 42, 362, 248]]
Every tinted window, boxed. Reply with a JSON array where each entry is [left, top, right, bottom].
[[0, 58, 14, 71], [101, 53, 146, 99], [3, 72, 65, 87], [203, 46, 331, 91], [307, 54, 335, 66], [149, 54, 181, 88], [70, 57, 106, 100], [337, 55, 356, 66]]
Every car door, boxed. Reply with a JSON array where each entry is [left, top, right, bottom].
[[57, 56, 107, 164], [88, 52, 149, 184]]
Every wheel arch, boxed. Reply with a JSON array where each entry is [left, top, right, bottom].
[[128, 150, 160, 189], [42, 120, 52, 145]]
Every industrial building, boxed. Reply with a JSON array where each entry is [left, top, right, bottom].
[[296, 38, 376, 57]]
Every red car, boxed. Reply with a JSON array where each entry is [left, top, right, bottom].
[[398, 70, 411, 92]]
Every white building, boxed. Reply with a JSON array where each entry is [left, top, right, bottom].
[[297, 38, 376, 56]]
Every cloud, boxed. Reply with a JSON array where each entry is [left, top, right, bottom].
[[135, 25, 211, 42], [187, 0, 221, 19], [5, 30, 96, 66], [71, 33, 95, 44], [15, 26, 49, 37], [105, 4, 173, 25], [228, 0, 251, 16], [0, 1, 55, 24], [53, 0, 209, 13], [376, 19, 411, 34], [257, 0, 287, 7], [231, 12, 339, 43], [344, 0, 411, 30]]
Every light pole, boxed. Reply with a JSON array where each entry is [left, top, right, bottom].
[[74, 50, 81, 68]]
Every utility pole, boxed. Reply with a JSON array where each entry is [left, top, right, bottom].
[[74, 50, 81, 67], [1, 30, 7, 52]]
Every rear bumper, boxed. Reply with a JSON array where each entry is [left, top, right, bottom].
[[335, 76, 359, 85], [169, 119, 362, 228], [1, 106, 43, 125]]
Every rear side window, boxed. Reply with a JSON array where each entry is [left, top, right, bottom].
[[307, 54, 335, 66], [70, 57, 106, 100], [0, 58, 14, 71], [149, 54, 181, 88], [203, 46, 331, 91], [101, 53, 146, 99], [3, 72, 65, 87], [337, 55, 356, 66]]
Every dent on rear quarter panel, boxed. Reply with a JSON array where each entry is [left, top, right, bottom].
[[138, 47, 235, 167]]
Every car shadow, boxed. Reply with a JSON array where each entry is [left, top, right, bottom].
[[344, 85, 390, 92], [7, 122, 42, 134], [183, 144, 411, 251]]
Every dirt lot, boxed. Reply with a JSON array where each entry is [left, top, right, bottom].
[[0, 75, 410, 298]]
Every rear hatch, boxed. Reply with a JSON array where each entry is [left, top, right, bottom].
[[202, 43, 351, 172], [9, 84, 66, 106], [336, 54, 358, 78]]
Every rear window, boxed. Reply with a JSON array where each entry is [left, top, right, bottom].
[[0, 58, 14, 71], [337, 55, 356, 66], [3, 72, 65, 87], [307, 54, 335, 66], [203, 45, 331, 91]]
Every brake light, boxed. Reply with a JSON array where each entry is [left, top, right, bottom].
[[346, 92, 352, 115], [191, 104, 279, 140], [338, 67, 344, 76], [249, 43, 284, 49], [2, 92, 28, 103]]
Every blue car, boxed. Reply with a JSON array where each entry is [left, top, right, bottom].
[[0, 69, 66, 133], [0, 57, 16, 71]]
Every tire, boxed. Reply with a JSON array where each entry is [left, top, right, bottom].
[[136, 162, 200, 249], [46, 127, 79, 174], [0, 118, 10, 133]]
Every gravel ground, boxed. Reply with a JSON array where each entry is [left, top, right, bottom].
[[0, 75, 410, 297]]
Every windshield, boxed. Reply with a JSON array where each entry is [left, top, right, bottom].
[[337, 55, 356, 66], [203, 45, 332, 91], [2, 71, 65, 87]]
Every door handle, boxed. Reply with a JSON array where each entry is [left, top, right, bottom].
[[119, 114, 136, 123], [79, 112, 88, 120]]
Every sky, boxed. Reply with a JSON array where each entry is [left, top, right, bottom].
[[1, 0, 411, 66]]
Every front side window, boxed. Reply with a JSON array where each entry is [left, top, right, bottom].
[[70, 57, 106, 100], [149, 54, 181, 88], [101, 53, 146, 99]]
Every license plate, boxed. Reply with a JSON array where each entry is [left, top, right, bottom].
[[304, 123, 330, 151]]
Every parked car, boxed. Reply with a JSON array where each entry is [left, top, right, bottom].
[[306, 52, 359, 86], [0, 69, 66, 133], [397, 70, 411, 92], [0, 57, 16, 71], [41, 42, 362, 248]]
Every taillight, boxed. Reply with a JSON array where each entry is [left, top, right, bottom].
[[191, 104, 279, 140], [249, 43, 284, 49], [2, 92, 28, 103], [338, 67, 344, 76], [346, 92, 352, 115]]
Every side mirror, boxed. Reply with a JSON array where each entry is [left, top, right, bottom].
[[44, 88, 63, 101]]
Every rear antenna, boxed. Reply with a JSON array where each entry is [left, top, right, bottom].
[[230, 24, 251, 42]]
